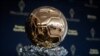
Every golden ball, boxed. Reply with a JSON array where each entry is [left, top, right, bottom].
[[25, 6, 68, 48]]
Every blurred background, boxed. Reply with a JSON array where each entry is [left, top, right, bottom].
[[0, 0, 100, 56]]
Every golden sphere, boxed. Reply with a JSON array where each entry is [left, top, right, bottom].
[[25, 6, 68, 48]]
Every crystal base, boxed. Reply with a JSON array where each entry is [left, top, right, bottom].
[[16, 44, 68, 56]]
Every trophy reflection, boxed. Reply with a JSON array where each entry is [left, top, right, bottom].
[[17, 6, 68, 56]]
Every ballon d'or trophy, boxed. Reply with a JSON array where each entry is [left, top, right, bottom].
[[17, 6, 68, 56]]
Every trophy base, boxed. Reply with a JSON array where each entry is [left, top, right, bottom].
[[16, 44, 68, 56]]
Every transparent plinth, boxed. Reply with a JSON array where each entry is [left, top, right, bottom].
[[16, 44, 68, 56]]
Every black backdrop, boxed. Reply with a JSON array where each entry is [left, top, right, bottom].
[[0, 0, 100, 56]]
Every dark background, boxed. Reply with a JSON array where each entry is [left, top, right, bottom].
[[0, 0, 100, 56]]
